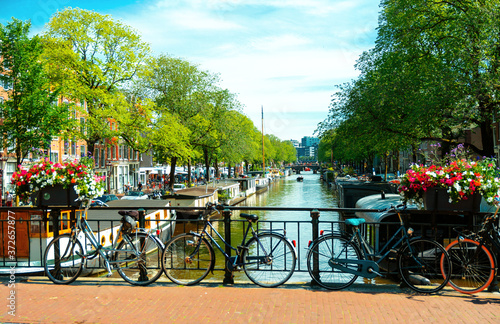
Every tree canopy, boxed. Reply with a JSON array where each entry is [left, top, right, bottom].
[[0, 18, 71, 166]]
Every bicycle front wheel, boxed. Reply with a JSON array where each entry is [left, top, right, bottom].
[[398, 238, 451, 293], [162, 233, 214, 286], [115, 232, 164, 286], [443, 238, 495, 294], [43, 234, 84, 284], [306, 234, 362, 290], [242, 233, 296, 288]]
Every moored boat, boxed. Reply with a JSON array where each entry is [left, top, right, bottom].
[[164, 187, 219, 220], [0, 201, 176, 275]]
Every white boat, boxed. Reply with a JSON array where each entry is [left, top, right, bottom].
[[255, 177, 269, 194]]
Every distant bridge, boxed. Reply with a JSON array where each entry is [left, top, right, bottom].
[[288, 163, 321, 173]]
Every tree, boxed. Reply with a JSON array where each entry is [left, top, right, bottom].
[[43, 8, 150, 155], [375, 0, 500, 156], [0, 18, 71, 167], [141, 55, 242, 185]]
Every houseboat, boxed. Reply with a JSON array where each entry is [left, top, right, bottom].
[[213, 181, 245, 205], [336, 178, 398, 219], [0, 201, 176, 275], [255, 177, 269, 194], [164, 186, 219, 220], [231, 177, 257, 198], [354, 193, 496, 253]]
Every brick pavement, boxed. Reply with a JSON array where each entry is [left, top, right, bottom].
[[1, 277, 499, 324]]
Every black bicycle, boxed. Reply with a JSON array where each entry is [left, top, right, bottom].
[[441, 202, 500, 294], [306, 205, 452, 293], [161, 203, 297, 287]]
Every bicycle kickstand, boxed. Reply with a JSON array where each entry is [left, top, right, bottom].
[[104, 260, 113, 277]]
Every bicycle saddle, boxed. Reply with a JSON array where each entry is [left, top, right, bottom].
[[240, 213, 259, 222], [344, 218, 366, 226], [118, 210, 139, 220]]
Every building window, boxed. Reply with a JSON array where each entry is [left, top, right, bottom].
[[94, 148, 99, 167], [50, 152, 59, 163], [80, 117, 86, 135], [71, 141, 76, 155], [64, 140, 69, 155]]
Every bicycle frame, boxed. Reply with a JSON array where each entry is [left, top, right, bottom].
[[70, 212, 150, 274], [463, 212, 500, 263], [328, 208, 424, 279], [345, 224, 413, 278], [189, 218, 278, 269]]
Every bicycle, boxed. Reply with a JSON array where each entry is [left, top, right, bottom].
[[441, 202, 500, 294], [306, 204, 452, 293], [161, 203, 297, 287], [43, 200, 164, 286]]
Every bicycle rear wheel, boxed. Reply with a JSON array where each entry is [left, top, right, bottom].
[[306, 234, 362, 290], [162, 233, 214, 286], [242, 233, 296, 287], [443, 238, 495, 294], [115, 232, 164, 286], [398, 238, 451, 293], [43, 234, 84, 284]]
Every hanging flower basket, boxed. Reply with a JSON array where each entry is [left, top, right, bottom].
[[30, 184, 79, 207], [12, 158, 105, 206], [422, 187, 481, 212], [398, 144, 500, 210]]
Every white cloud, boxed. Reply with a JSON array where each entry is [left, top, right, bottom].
[[116, 0, 378, 140]]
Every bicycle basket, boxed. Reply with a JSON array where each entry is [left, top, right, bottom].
[[120, 215, 137, 233]]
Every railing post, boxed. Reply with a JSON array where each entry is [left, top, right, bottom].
[[137, 208, 148, 281], [138, 208, 145, 228], [222, 208, 234, 285], [310, 209, 320, 286], [50, 208, 62, 281]]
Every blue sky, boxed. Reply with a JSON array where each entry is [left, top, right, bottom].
[[1, 0, 380, 141]]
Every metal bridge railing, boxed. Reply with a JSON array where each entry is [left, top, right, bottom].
[[0, 205, 486, 284]]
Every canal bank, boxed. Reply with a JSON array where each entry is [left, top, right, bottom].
[[1, 276, 498, 324]]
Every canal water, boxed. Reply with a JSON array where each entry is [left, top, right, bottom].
[[239, 170, 340, 283], [178, 170, 341, 284]]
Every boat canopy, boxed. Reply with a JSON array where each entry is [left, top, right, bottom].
[[354, 194, 417, 223]]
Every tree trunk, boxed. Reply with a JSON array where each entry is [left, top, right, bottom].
[[480, 120, 495, 157], [187, 159, 192, 187], [204, 149, 211, 182], [169, 156, 177, 190], [214, 157, 219, 179]]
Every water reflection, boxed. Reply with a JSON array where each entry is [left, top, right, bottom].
[[181, 171, 340, 283]]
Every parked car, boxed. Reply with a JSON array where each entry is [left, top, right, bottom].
[[173, 184, 186, 192], [121, 191, 149, 200], [93, 194, 119, 203]]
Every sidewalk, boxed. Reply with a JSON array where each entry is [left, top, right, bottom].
[[1, 276, 499, 324]]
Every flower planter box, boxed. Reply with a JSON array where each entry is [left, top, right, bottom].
[[423, 188, 481, 212], [31, 184, 79, 207]]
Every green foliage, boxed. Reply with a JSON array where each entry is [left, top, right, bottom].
[[43, 7, 151, 153], [0, 18, 72, 166], [318, 0, 500, 165]]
